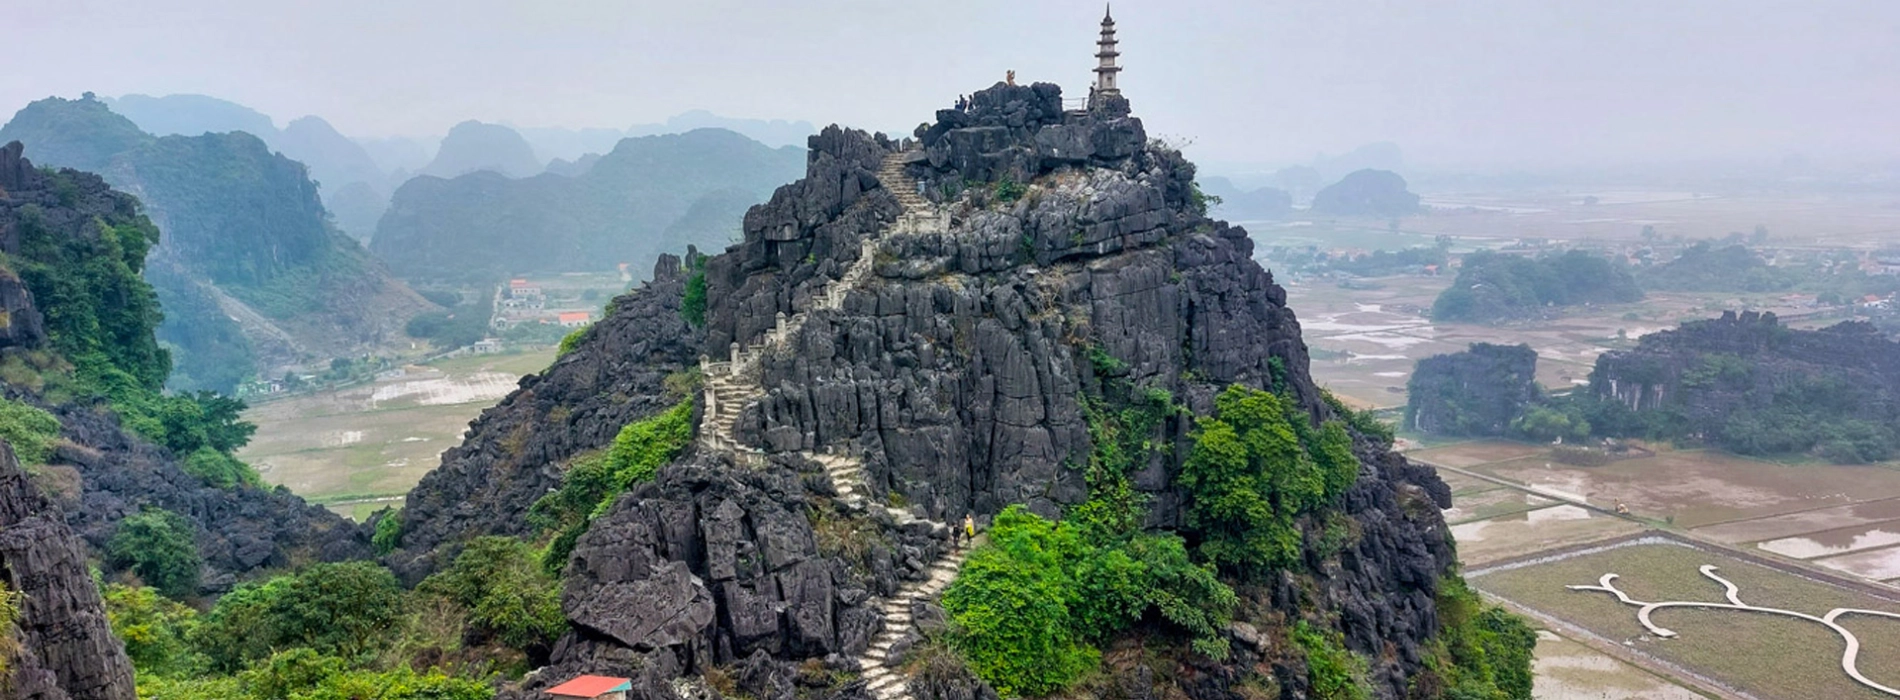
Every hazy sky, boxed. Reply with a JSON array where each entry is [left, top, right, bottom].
[[7, 0, 1898, 169]]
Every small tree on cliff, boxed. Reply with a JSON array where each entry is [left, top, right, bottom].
[[108, 508, 203, 599]]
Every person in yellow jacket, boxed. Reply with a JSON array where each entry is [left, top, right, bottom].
[[963, 513, 976, 541]]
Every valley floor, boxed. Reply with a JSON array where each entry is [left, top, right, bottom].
[[1417, 438, 1900, 699], [238, 348, 556, 519]]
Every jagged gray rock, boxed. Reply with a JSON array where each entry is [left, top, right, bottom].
[[0, 440, 136, 700]]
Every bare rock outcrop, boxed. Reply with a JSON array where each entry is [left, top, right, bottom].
[[0, 441, 136, 700]]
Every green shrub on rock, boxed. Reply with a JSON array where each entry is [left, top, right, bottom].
[[108, 508, 202, 599], [0, 398, 61, 465]]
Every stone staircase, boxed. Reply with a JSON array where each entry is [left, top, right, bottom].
[[860, 544, 969, 700], [693, 151, 964, 698], [697, 151, 944, 460]]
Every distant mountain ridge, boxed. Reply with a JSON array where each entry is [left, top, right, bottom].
[[101, 93, 396, 240], [372, 128, 804, 280], [0, 96, 434, 392], [418, 120, 542, 179]]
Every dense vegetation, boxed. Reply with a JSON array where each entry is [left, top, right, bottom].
[[1178, 386, 1360, 576], [1573, 349, 1900, 463], [0, 398, 61, 466], [1265, 243, 1448, 278], [943, 506, 1236, 696], [1411, 319, 1900, 464], [1404, 344, 1541, 438], [1422, 578, 1538, 700], [6, 169, 258, 480], [108, 508, 204, 599], [1432, 250, 1643, 323], [941, 376, 1529, 698], [1638, 241, 1794, 292], [942, 361, 1377, 696], [404, 296, 495, 350], [104, 560, 506, 699], [1632, 240, 1900, 304], [944, 374, 1239, 696], [1, 95, 417, 393]]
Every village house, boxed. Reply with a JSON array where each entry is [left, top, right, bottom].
[[558, 311, 592, 328], [544, 675, 630, 700]]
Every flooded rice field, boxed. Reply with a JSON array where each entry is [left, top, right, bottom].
[[1420, 438, 1900, 697]]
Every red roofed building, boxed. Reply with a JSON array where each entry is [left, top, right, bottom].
[[546, 675, 630, 700], [557, 311, 591, 327]]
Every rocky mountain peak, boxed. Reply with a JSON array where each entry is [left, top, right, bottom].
[[400, 81, 1466, 700]]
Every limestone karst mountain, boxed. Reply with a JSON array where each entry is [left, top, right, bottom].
[[0, 96, 434, 393], [102, 93, 276, 141], [102, 94, 397, 241], [1310, 168, 1422, 217], [418, 119, 542, 179], [371, 128, 804, 280], [385, 81, 1519, 700], [0, 138, 369, 596]]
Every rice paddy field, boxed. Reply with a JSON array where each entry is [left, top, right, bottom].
[[1473, 538, 1900, 700], [238, 349, 556, 519], [1419, 436, 1900, 699]]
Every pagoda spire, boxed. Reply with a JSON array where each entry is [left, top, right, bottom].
[[1093, 4, 1121, 95]]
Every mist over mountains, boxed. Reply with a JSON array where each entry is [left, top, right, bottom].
[[0, 95, 432, 393], [372, 128, 804, 280]]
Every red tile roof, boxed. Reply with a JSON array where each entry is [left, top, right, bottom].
[[546, 675, 631, 697], [558, 312, 591, 323]]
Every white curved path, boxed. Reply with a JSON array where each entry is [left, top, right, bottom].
[[1568, 565, 1900, 696]]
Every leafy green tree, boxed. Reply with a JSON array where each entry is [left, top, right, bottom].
[[1509, 405, 1590, 443], [1292, 621, 1372, 700], [103, 583, 205, 677], [942, 506, 1238, 695], [193, 562, 405, 671], [108, 508, 202, 598], [264, 562, 405, 664], [418, 536, 566, 652], [371, 510, 403, 556], [182, 446, 261, 489], [191, 577, 290, 672], [1432, 577, 1536, 700], [941, 507, 1098, 697], [1178, 386, 1360, 576]]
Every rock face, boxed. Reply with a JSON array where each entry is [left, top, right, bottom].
[[1405, 343, 1541, 436], [411, 82, 1460, 700], [0, 440, 137, 700], [1310, 168, 1420, 217], [47, 403, 373, 585], [1596, 312, 1900, 411], [0, 155, 47, 347]]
